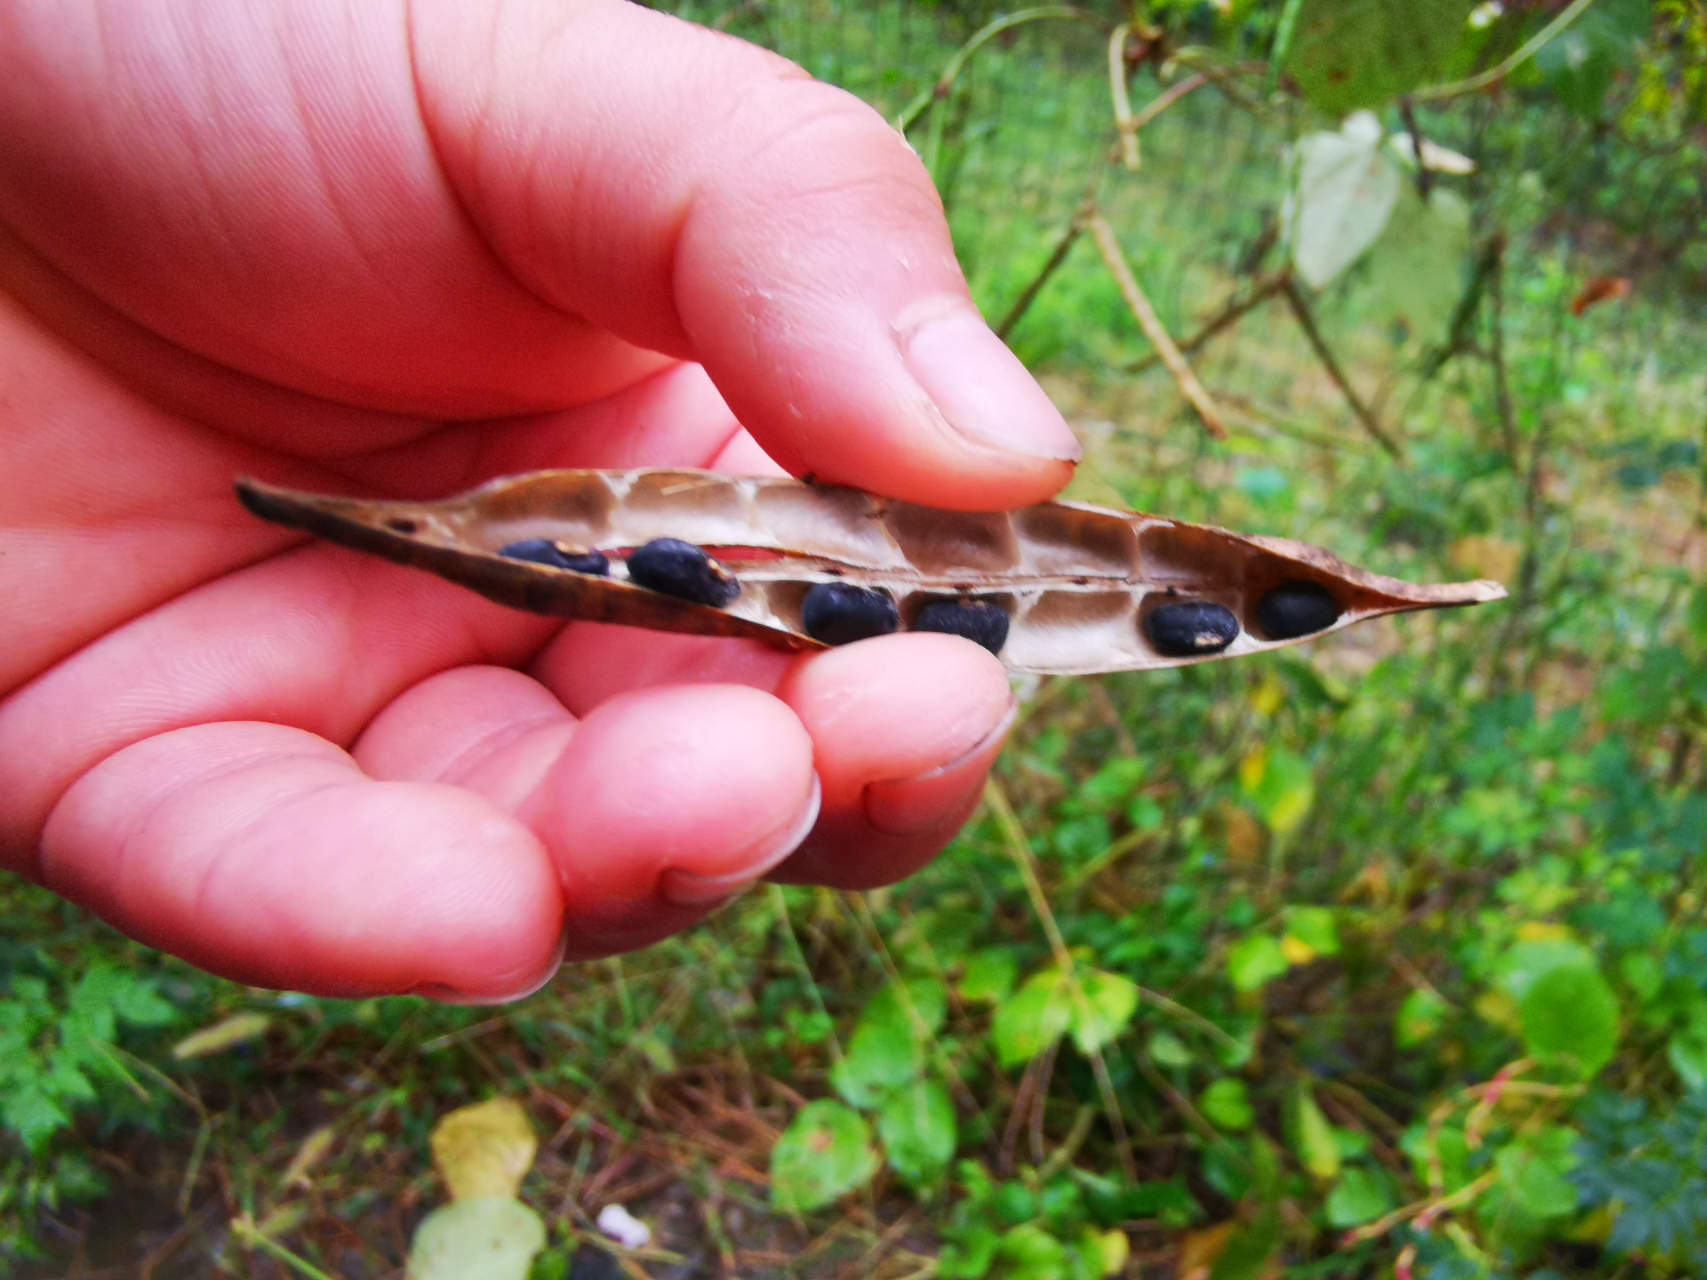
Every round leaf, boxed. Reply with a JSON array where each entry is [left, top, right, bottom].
[[408, 1199, 546, 1280], [770, 1100, 876, 1213], [1519, 965, 1620, 1078], [1199, 1079, 1255, 1132], [993, 969, 1074, 1068], [878, 1079, 958, 1187]]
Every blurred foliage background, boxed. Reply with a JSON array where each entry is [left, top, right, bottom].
[[4, 1, 1707, 1277]]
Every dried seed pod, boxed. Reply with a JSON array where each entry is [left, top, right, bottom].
[[1144, 600, 1241, 657], [913, 599, 1011, 655], [800, 583, 900, 646], [1255, 579, 1340, 639], [233, 470, 1505, 675], [498, 539, 610, 576], [626, 538, 740, 608]]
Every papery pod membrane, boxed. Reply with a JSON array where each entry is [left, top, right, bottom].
[[236, 470, 1504, 676]]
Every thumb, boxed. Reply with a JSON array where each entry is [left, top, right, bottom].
[[411, 0, 1079, 510]]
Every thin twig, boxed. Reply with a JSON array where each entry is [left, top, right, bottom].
[[1279, 277, 1403, 457], [1125, 274, 1284, 373], [1108, 25, 1141, 169], [1088, 214, 1227, 439], [997, 220, 1084, 340], [895, 6, 1102, 133]]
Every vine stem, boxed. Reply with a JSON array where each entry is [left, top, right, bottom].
[[1411, 0, 1603, 103], [984, 780, 1137, 1181], [1279, 277, 1404, 457], [1088, 214, 1228, 439], [894, 6, 1101, 135]]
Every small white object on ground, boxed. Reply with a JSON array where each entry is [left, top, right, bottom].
[[596, 1203, 651, 1249]]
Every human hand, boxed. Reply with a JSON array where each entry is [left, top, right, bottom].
[[0, 0, 1079, 1000]]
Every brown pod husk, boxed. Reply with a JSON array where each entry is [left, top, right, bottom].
[[235, 470, 1505, 676]]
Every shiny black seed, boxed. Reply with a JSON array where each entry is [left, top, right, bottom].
[[626, 538, 740, 607], [498, 539, 610, 576], [913, 599, 1010, 655], [801, 583, 900, 646], [1144, 600, 1240, 657], [1255, 579, 1340, 639]]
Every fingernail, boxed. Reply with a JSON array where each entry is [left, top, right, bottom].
[[657, 774, 823, 906], [864, 696, 1018, 835], [410, 929, 568, 1006], [902, 309, 1082, 462]]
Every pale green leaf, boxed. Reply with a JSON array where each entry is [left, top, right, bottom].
[[1325, 1167, 1393, 1227], [1288, 1086, 1341, 1180], [1199, 1079, 1255, 1132], [1288, 116, 1403, 290], [1395, 989, 1448, 1049], [1227, 936, 1290, 993], [958, 950, 1019, 1004], [1519, 965, 1620, 1079], [1070, 971, 1140, 1055], [408, 1199, 546, 1280], [992, 969, 1073, 1068], [878, 1079, 957, 1187], [771, 1100, 876, 1213]]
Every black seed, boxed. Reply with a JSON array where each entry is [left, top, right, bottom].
[[626, 538, 740, 607], [1144, 600, 1240, 657], [498, 539, 610, 576], [801, 583, 900, 646], [913, 599, 1010, 655], [1255, 579, 1341, 639]]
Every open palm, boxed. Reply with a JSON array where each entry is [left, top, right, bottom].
[[0, 0, 1080, 1000]]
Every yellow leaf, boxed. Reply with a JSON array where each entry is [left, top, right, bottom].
[[1515, 921, 1572, 942], [1239, 747, 1269, 793], [1249, 673, 1285, 718], [1474, 989, 1522, 1033], [171, 1012, 271, 1060], [1280, 935, 1317, 966], [281, 1126, 337, 1189], [430, 1098, 538, 1202], [1095, 1226, 1130, 1276]]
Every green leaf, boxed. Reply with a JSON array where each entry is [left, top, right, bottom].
[[1395, 989, 1448, 1049], [1325, 1167, 1393, 1227], [992, 969, 1074, 1068], [408, 1199, 547, 1280], [1241, 745, 1318, 834], [1494, 938, 1597, 1000], [1355, 187, 1472, 343], [1227, 935, 1289, 993], [1519, 965, 1621, 1079], [831, 977, 947, 1107], [1494, 1127, 1580, 1218], [1147, 1029, 1194, 1068], [771, 1100, 877, 1213], [1285, 908, 1340, 958], [1288, 1086, 1341, 1180], [1687, 584, 1707, 648], [1535, 0, 1650, 119], [939, 1225, 1000, 1279], [996, 1224, 1068, 1280], [1667, 1025, 1707, 1091], [958, 950, 1019, 1004], [1199, 1079, 1255, 1132], [1070, 971, 1140, 1055], [878, 1079, 957, 1187], [1285, 0, 1478, 115]]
